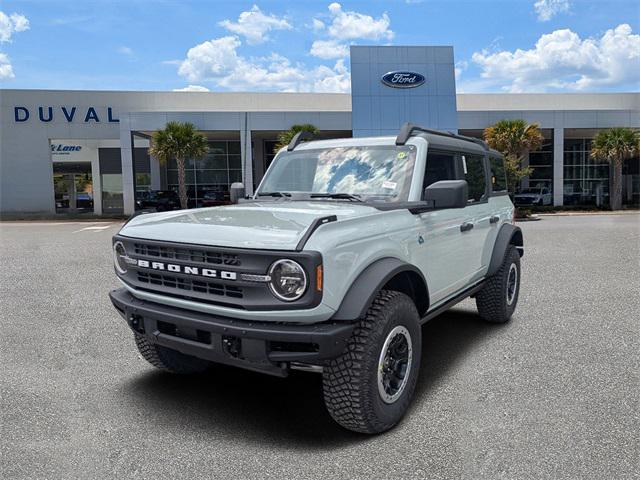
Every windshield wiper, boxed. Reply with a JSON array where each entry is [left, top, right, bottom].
[[256, 191, 292, 198], [310, 193, 364, 202]]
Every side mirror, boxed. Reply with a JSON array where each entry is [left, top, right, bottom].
[[229, 182, 245, 204], [424, 180, 468, 209]]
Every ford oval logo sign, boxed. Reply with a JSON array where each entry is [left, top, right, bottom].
[[381, 71, 426, 89]]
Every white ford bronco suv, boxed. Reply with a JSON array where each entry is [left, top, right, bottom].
[[110, 123, 523, 434]]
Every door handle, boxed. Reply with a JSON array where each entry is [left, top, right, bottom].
[[489, 215, 500, 224], [460, 222, 474, 232]]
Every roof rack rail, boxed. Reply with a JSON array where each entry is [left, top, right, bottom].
[[395, 122, 489, 150], [287, 130, 315, 151]]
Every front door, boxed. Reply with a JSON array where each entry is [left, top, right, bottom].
[[414, 150, 492, 306], [414, 150, 467, 305]]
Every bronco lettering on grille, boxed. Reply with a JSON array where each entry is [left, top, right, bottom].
[[136, 259, 237, 280]]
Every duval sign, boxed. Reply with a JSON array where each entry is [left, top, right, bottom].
[[381, 71, 426, 89], [14, 106, 119, 123]]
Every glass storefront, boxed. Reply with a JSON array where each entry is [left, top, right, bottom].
[[165, 140, 242, 207], [53, 162, 94, 213], [563, 138, 610, 206], [528, 132, 553, 193]]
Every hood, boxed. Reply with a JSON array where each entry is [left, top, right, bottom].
[[119, 201, 380, 250], [514, 193, 540, 199]]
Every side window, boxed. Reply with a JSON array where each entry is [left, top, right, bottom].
[[462, 154, 487, 203], [423, 151, 457, 194], [488, 156, 508, 193]]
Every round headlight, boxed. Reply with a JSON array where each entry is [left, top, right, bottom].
[[113, 241, 128, 275], [268, 259, 307, 301]]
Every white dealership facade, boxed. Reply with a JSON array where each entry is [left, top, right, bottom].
[[1, 46, 638, 216]]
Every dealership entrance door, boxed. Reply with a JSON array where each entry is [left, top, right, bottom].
[[53, 162, 94, 213]]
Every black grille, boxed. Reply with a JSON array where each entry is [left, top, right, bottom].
[[134, 243, 241, 266], [137, 272, 243, 299]]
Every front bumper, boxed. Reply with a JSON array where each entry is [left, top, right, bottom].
[[109, 288, 355, 377]]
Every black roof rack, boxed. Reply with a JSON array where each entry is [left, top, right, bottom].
[[287, 130, 315, 151], [395, 122, 489, 150]]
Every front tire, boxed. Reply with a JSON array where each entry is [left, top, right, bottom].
[[322, 290, 422, 434], [134, 333, 211, 374], [476, 245, 521, 323]]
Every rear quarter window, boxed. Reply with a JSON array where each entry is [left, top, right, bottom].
[[489, 156, 508, 193], [462, 154, 487, 203]]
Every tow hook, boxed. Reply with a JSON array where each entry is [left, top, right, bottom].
[[128, 314, 145, 334], [222, 335, 241, 358]]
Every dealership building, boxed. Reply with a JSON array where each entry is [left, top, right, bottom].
[[1, 46, 638, 216]]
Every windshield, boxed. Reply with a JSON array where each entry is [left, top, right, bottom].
[[257, 145, 417, 202], [519, 188, 541, 194]]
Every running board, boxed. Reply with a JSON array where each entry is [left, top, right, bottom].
[[420, 281, 486, 324]]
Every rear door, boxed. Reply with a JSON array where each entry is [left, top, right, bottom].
[[458, 153, 493, 283]]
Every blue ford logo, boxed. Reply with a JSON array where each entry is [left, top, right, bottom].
[[381, 71, 426, 89]]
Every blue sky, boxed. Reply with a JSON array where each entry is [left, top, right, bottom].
[[0, 0, 638, 93]]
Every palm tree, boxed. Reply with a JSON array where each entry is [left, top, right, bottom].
[[590, 127, 640, 210], [276, 124, 319, 151], [484, 119, 544, 194], [148, 121, 209, 210]]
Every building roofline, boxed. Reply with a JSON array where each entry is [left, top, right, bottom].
[[456, 92, 639, 111]]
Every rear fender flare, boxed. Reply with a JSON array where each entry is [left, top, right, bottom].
[[487, 224, 524, 277]]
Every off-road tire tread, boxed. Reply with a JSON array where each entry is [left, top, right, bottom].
[[322, 290, 418, 434], [476, 245, 520, 323], [134, 333, 210, 374]]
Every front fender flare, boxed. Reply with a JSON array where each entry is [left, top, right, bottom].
[[332, 257, 426, 321]]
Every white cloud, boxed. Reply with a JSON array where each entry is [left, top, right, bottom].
[[0, 52, 14, 79], [173, 85, 210, 92], [177, 35, 350, 93], [328, 3, 394, 40], [534, 0, 570, 22], [454, 60, 468, 80], [308, 3, 394, 60], [310, 39, 349, 60], [0, 11, 29, 43], [325, 3, 393, 41], [311, 18, 325, 32], [219, 5, 291, 45], [117, 46, 134, 56], [178, 36, 243, 82], [471, 24, 640, 92]]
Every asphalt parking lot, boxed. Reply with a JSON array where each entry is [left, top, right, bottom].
[[1, 214, 639, 479]]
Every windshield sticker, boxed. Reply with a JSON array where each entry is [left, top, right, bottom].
[[397, 151, 407, 160], [382, 180, 397, 190]]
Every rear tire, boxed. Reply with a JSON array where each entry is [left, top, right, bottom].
[[134, 333, 211, 374], [322, 290, 422, 434], [476, 245, 521, 323]]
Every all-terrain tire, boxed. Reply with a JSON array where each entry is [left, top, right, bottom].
[[134, 333, 211, 374], [322, 290, 422, 434], [476, 245, 521, 323]]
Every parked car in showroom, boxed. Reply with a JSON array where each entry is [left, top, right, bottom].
[[514, 186, 552, 206], [198, 188, 229, 208], [135, 190, 180, 212], [110, 124, 524, 434]]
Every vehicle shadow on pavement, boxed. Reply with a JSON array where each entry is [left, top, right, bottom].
[[120, 307, 494, 448]]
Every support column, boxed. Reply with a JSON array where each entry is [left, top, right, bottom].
[[553, 128, 564, 206], [240, 112, 254, 196], [521, 153, 530, 189], [150, 155, 161, 190], [120, 117, 136, 215], [91, 149, 103, 215]]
